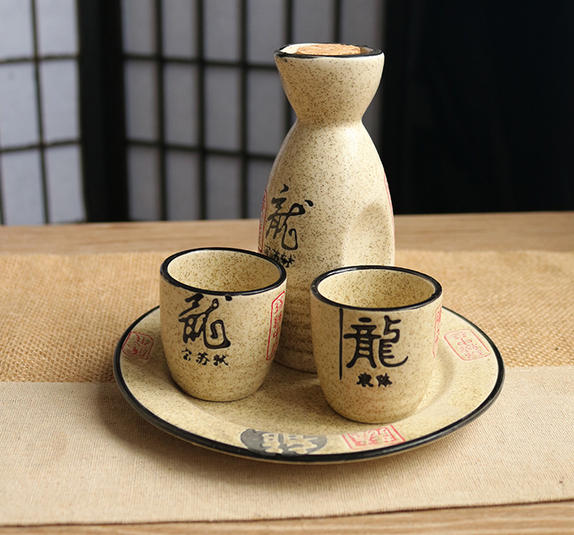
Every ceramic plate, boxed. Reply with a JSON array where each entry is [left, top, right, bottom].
[[114, 307, 504, 464]]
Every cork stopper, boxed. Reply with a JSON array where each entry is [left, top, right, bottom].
[[295, 43, 363, 56]]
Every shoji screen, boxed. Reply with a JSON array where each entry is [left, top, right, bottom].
[[0, 0, 83, 225], [121, 0, 385, 221]]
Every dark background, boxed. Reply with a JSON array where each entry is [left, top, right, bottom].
[[77, 0, 574, 222], [381, 0, 574, 214]]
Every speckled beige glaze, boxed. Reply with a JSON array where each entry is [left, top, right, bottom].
[[160, 248, 286, 401], [259, 43, 395, 373], [310, 267, 443, 424]]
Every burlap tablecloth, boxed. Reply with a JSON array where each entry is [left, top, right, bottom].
[[1, 250, 573, 525]]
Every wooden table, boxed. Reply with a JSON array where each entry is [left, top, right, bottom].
[[1, 211, 573, 534]]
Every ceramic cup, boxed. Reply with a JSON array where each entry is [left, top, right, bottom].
[[310, 266, 443, 423], [160, 248, 287, 401]]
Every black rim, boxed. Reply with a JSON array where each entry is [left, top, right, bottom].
[[160, 247, 287, 297], [311, 265, 443, 312], [114, 307, 504, 464], [275, 43, 382, 59]]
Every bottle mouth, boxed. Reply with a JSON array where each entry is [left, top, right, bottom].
[[276, 43, 382, 58]]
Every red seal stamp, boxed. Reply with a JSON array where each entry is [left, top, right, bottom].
[[342, 425, 405, 450], [433, 306, 442, 358], [122, 331, 154, 361], [267, 291, 285, 360], [445, 329, 491, 361]]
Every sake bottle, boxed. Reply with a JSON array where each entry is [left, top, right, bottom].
[[258, 43, 395, 372]]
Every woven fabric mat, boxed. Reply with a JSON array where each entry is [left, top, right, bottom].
[[1, 369, 573, 525], [1, 250, 573, 382], [1, 251, 573, 525]]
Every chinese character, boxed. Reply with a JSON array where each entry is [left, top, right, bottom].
[[122, 332, 154, 360], [261, 432, 283, 454], [196, 352, 209, 365], [264, 245, 295, 268], [178, 293, 231, 349], [182, 348, 193, 361], [379, 315, 408, 367], [345, 317, 381, 369], [376, 373, 392, 387], [240, 429, 328, 456], [279, 252, 295, 268], [357, 373, 374, 387], [342, 426, 405, 450], [213, 354, 228, 366], [281, 434, 322, 455], [265, 184, 313, 251]]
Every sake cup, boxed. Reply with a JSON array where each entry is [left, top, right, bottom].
[[160, 248, 287, 401], [310, 266, 443, 423]]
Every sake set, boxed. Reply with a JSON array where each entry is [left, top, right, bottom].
[[114, 43, 504, 463]]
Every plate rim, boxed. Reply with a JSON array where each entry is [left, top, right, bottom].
[[113, 306, 505, 464]]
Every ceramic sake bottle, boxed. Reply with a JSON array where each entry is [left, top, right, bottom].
[[258, 43, 395, 372]]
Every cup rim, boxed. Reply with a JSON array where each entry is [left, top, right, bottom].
[[275, 42, 383, 59], [160, 247, 287, 296], [311, 265, 442, 311]]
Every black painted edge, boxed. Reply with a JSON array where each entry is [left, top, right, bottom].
[[159, 247, 287, 297], [311, 265, 443, 312]]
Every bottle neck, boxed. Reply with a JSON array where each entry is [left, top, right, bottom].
[[276, 53, 384, 125]]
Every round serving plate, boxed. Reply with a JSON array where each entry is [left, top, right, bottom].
[[114, 306, 503, 464]]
